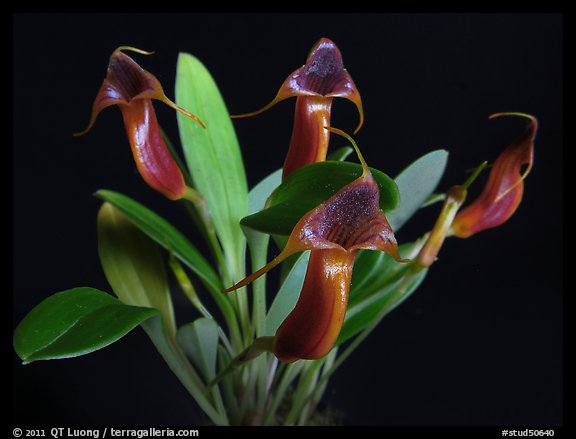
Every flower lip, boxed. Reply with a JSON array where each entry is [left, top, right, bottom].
[[105, 48, 161, 104], [294, 38, 347, 96], [297, 173, 389, 252]]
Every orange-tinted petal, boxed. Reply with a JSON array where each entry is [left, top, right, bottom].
[[120, 99, 186, 200], [282, 96, 332, 180], [452, 113, 537, 238], [274, 249, 355, 363]]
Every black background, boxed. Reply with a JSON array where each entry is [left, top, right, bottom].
[[12, 13, 563, 426]]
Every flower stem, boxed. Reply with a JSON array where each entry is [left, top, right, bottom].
[[168, 254, 234, 354]]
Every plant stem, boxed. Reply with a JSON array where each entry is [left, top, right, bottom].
[[182, 188, 231, 282], [142, 318, 229, 425], [283, 360, 323, 425], [168, 255, 234, 354], [263, 361, 305, 425]]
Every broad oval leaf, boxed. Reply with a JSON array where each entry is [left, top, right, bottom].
[[241, 161, 398, 235], [14, 287, 157, 364], [177, 318, 220, 381], [95, 190, 221, 295], [97, 202, 176, 337], [387, 149, 449, 231], [176, 53, 248, 277]]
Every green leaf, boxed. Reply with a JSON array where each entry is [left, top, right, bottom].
[[349, 250, 388, 296], [264, 251, 311, 336], [95, 190, 221, 295], [387, 149, 449, 231], [243, 169, 282, 337], [326, 146, 354, 161], [349, 241, 423, 305], [340, 241, 426, 345], [243, 168, 282, 251], [176, 53, 248, 277], [97, 202, 176, 337], [338, 268, 428, 345], [241, 161, 398, 235], [14, 287, 157, 364], [177, 318, 220, 381]]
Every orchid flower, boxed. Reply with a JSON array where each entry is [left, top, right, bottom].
[[75, 47, 204, 200], [233, 38, 363, 180], [451, 113, 537, 238], [225, 129, 406, 362]]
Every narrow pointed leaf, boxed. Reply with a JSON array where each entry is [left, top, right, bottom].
[[243, 168, 282, 251], [349, 241, 422, 304], [176, 53, 248, 276], [95, 190, 221, 294], [337, 268, 428, 345], [177, 318, 220, 381], [14, 287, 158, 364], [264, 251, 311, 335], [241, 161, 398, 235], [387, 149, 449, 231], [326, 146, 354, 162], [243, 169, 282, 337], [97, 202, 176, 337]]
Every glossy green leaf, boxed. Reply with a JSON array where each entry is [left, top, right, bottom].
[[387, 149, 449, 231], [241, 161, 398, 235], [97, 202, 176, 337], [14, 287, 157, 364], [264, 251, 311, 336], [95, 190, 221, 295], [177, 318, 220, 381], [176, 53, 248, 277], [337, 268, 428, 345]]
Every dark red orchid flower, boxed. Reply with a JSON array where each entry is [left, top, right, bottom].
[[451, 113, 537, 238], [75, 47, 204, 200], [233, 38, 363, 180], [225, 129, 406, 363]]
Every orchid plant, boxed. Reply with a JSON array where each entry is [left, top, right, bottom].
[[13, 39, 537, 426]]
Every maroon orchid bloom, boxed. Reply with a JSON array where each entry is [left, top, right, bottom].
[[233, 38, 363, 180], [451, 113, 537, 238], [75, 47, 204, 200], [225, 129, 406, 363]]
